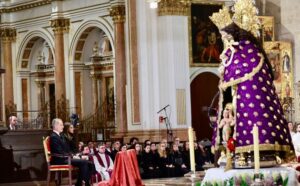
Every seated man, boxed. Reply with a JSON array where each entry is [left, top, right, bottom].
[[50, 118, 91, 186], [91, 144, 114, 180], [8, 115, 18, 130]]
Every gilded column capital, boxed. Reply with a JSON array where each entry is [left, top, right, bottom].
[[0, 27, 16, 42], [110, 5, 126, 24], [158, 0, 191, 16], [50, 18, 70, 34]]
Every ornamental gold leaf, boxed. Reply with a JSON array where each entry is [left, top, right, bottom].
[[232, 0, 261, 37], [209, 6, 233, 31]]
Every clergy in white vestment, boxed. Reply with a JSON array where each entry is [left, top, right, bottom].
[[92, 144, 114, 180], [292, 124, 300, 157]]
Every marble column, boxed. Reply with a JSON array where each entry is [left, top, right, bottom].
[[36, 81, 45, 111], [110, 5, 127, 134], [0, 27, 16, 120], [91, 75, 99, 112], [50, 18, 69, 119], [128, 0, 140, 124]]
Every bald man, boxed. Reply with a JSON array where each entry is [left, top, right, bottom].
[[8, 116, 18, 130]]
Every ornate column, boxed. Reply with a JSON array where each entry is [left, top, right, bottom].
[[0, 27, 16, 121], [91, 75, 99, 112], [36, 81, 45, 111], [110, 5, 127, 135], [128, 0, 140, 124], [50, 18, 69, 120]]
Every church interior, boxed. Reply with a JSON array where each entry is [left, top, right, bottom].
[[1, 0, 300, 185]]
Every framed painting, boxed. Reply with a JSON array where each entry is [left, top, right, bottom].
[[189, 2, 224, 67], [264, 41, 293, 101], [258, 16, 275, 43]]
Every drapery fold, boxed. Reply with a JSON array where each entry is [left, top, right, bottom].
[[98, 149, 144, 186]]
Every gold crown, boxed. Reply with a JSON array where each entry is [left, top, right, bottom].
[[210, 6, 233, 30], [232, 0, 261, 37]]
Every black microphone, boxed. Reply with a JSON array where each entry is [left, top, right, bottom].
[[157, 104, 170, 114]]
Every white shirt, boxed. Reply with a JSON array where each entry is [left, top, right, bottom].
[[9, 124, 16, 130], [292, 132, 300, 157]]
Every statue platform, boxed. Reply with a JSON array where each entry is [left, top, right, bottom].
[[202, 166, 298, 185]]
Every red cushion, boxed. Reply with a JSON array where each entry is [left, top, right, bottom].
[[49, 165, 73, 170]]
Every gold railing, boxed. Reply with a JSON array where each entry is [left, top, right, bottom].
[[79, 100, 115, 141]]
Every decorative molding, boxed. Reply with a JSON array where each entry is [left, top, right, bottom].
[[50, 18, 70, 34], [158, 0, 191, 16], [109, 5, 126, 24], [0, 0, 51, 13], [0, 27, 17, 42]]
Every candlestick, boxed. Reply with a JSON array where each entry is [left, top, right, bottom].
[[188, 127, 196, 172], [253, 124, 260, 174]]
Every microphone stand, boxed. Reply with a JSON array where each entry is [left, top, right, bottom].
[[158, 105, 173, 142]]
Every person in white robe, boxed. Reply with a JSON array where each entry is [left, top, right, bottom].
[[292, 124, 300, 157], [92, 144, 114, 181]]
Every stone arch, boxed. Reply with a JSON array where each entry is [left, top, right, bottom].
[[190, 68, 219, 83], [69, 19, 114, 63], [16, 30, 54, 71]]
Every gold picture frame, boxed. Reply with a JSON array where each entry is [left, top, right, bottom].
[[264, 41, 293, 101], [189, 1, 224, 67], [258, 16, 275, 43]]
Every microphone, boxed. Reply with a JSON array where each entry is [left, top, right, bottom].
[[157, 104, 170, 114]]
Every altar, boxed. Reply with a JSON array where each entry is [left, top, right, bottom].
[[202, 166, 299, 186]]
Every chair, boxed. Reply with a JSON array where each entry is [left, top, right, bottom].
[[43, 136, 74, 186]]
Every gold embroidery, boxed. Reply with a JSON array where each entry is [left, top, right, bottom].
[[235, 143, 291, 153], [220, 53, 264, 90], [249, 103, 254, 108], [268, 122, 272, 127]]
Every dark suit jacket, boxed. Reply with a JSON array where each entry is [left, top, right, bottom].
[[49, 131, 70, 165]]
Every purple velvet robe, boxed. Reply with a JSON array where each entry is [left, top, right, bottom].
[[217, 40, 293, 154]]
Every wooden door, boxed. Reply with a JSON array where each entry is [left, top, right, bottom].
[[191, 72, 219, 141]]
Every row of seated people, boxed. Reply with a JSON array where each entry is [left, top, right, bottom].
[[59, 120, 214, 183], [75, 139, 214, 179]]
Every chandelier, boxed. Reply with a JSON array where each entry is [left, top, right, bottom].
[[147, 0, 161, 9]]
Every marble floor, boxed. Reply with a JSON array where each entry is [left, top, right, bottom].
[[0, 176, 203, 186]]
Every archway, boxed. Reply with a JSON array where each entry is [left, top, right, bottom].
[[17, 35, 55, 128], [191, 72, 219, 141]]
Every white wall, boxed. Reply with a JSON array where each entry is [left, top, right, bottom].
[[135, 1, 192, 131]]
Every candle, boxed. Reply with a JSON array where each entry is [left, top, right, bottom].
[[188, 127, 196, 172], [253, 124, 260, 174]]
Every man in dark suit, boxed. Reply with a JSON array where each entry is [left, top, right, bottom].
[[8, 116, 18, 130], [50, 118, 91, 186]]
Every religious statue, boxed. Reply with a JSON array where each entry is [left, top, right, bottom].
[[282, 51, 291, 73], [210, 0, 294, 168], [92, 41, 100, 57], [218, 103, 235, 143]]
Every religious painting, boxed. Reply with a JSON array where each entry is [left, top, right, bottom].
[[190, 2, 224, 67], [264, 41, 293, 101], [258, 16, 275, 43]]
